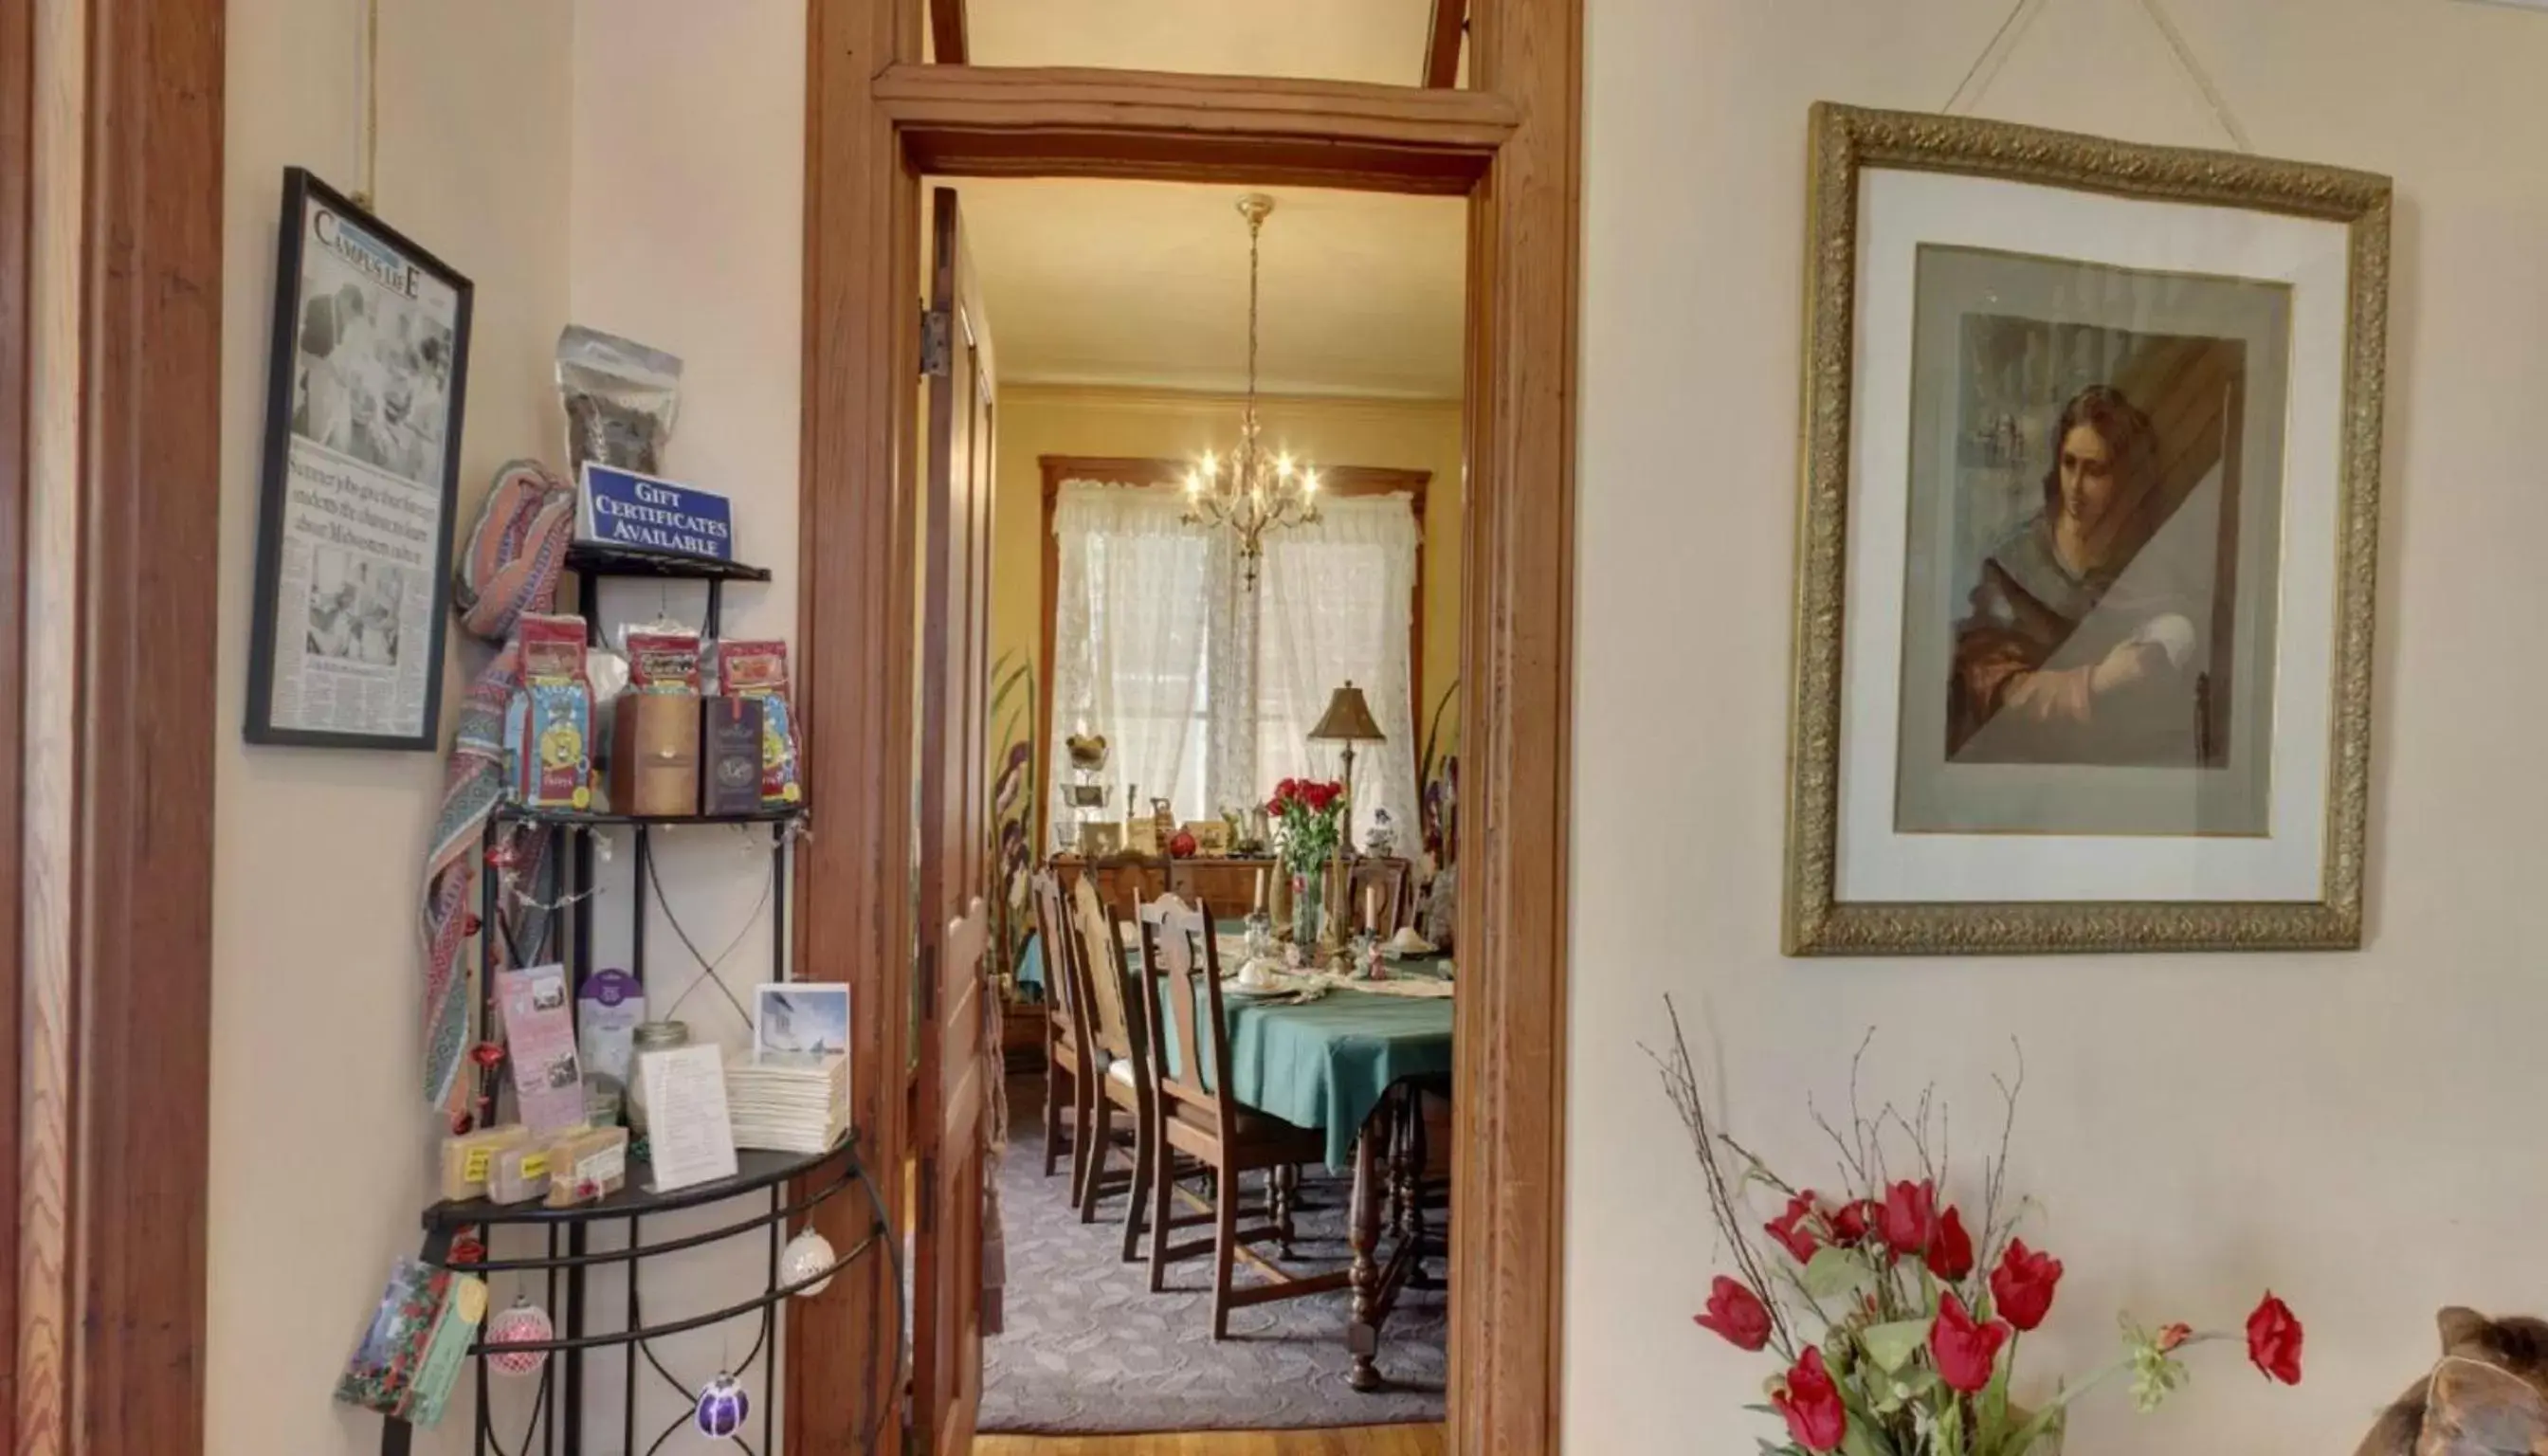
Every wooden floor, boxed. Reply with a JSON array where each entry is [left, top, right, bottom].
[[974, 1426, 1446, 1456]]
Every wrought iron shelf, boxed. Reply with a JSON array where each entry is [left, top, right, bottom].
[[424, 1141, 855, 1231], [489, 804, 807, 830], [564, 542, 772, 583]]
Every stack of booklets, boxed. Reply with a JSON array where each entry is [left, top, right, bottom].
[[723, 1051, 849, 1154]]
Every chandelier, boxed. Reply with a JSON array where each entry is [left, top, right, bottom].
[[1183, 192, 1319, 588]]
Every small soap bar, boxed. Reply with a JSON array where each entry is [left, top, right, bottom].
[[487, 1143, 553, 1206], [440, 1125, 533, 1203], [544, 1125, 629, 1208]]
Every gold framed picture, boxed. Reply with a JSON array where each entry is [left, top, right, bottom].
[[1784, 104, 2390, 956], [1182, 820, 1233, 856]]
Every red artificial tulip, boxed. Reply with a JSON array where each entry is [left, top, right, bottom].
[[1829, 1198, 1879, 1247], [1879, 1179, 1938, 1257], [1990, 1238, 2065, 1332], [2246, 1293, 2304, 1385], [1773, 1346, 1848, 1453], [1764, 1192, 1823, 1264], [1930, 1291, 2011, 1394], [1693, 1275, 1774, 1352], [1926, 1206, 1975, 1282]]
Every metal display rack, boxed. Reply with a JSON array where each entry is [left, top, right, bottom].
[[378, 550, 875, 1456]]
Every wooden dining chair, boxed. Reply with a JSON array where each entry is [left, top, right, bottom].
[[1069, 876, 1158, 1264], [1345, 857, 1414, 934], [1027, 870, 1090, 1190], [1138, 893, 1346, 1339]]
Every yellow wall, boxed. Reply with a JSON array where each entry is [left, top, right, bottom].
[[990, 384, 1465, 780]]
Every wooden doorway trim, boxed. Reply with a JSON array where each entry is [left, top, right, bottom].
[[796, 4, 1577, 1451], [7, 0, 225, 1452], [1031, 455, 1433, 859]]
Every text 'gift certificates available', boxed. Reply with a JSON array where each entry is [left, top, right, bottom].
[[575, 464, 735, 562]]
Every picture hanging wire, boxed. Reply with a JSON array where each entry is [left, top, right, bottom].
[[352, 0, 381, 208], [1941, 0, 2254, 154]]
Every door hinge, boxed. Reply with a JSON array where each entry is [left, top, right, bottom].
[[920, 307, 953, 378]]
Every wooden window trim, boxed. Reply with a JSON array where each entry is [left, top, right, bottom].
[[1424, 0, 1469, 88], [797, 6, 1578, 1451], [1032, 454, 1431, 855]]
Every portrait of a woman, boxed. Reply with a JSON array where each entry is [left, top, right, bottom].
[[1946, 384, 2216, 768]]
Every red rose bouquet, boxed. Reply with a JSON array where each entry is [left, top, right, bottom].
[[1656, 1005, 2302, 1455], [1267, 778, 1348, 942], [1266, 778, 1347, 878]]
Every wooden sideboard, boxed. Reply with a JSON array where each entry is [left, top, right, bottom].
[[1048, 853, 1416, 928]]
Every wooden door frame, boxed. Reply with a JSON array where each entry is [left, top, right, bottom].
[[793, 4, 1577, 1452], [1033, 455, 1434, 858], [6, 0, 225, 1453]]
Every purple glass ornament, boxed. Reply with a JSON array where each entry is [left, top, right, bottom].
[[695, 1373, 749, 1439]]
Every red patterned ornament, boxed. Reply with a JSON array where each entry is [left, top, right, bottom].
[[484, 1297, 555, 1378]]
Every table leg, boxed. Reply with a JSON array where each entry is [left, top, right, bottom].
[[1390, 1090, 1419, 1242], [1347, 1118, 1384, 1392]]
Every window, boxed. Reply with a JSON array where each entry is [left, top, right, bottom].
[[1050, 482, 1420, 844]]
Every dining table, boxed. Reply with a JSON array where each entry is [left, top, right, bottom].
[[1017, 924, 1453, 1390], [1219, 957, 1453, 1392]]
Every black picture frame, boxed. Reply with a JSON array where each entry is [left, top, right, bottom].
[[244, 167, 472, 750]]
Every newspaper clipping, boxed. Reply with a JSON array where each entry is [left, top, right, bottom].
[[264, 195, 459, 740]]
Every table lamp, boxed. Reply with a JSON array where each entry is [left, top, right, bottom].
[[1308, 681, 1385, 848]]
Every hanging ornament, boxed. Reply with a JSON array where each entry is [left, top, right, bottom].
[[694, 1373, 750, 1439], [779, 1228, 837, 1297], [483, 1297, 555, 1378]]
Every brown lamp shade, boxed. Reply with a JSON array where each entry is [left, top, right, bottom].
[[1309, 682, 1385, 743]]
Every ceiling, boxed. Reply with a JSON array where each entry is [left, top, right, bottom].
[[949, 178, 1467, 401], [960, 0, 1455, 86]]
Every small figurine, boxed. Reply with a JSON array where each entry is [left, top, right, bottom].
[[1364, 808, 1397, 859]]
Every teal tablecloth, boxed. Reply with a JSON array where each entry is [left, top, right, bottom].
[[1216, 973, 1454, 1170], [1022, 922, 1453, 1168]]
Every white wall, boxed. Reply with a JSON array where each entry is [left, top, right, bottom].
[[1569, 2, 2548, 1452], [209, 3, 573, 1454], [564, 0, 808, 1439]]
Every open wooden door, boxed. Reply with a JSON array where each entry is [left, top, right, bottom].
[[910, 183, 999, 1456]]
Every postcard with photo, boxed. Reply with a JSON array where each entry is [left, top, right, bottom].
[[753, 983, 851, 1059]]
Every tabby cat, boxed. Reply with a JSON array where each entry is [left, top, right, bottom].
[[2357, 1308, 2548, 1456]]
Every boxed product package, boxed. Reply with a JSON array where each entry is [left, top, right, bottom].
[[715, 641, 800, 807], [505, 614, 594, 810]]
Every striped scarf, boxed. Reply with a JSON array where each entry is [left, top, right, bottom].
[[421, 461, 575, 1113]]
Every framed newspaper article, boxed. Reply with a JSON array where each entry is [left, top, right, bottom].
[[246, 168, 472, 749]]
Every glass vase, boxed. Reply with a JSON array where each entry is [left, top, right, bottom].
[[1291, 870, 1322, 949]]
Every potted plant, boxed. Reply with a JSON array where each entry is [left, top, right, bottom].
[[1655, 1005, 2304, 1455]]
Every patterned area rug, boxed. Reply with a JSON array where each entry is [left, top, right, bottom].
[[979, 1080, 1447, 1434]]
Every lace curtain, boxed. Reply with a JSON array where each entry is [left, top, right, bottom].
[[1050, 482, 1422, 847], [1048, 485, 1213, 832], [1254, 497, 1422, 846]]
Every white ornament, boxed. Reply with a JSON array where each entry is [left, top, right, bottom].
[[780, 1228, 837, 1297]]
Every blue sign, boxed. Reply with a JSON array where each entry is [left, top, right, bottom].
[[575, 463, 736, 561]]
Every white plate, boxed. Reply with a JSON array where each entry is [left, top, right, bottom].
[[1221, 979, 1291, 999]]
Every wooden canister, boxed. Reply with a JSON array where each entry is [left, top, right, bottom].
[[610, 693, 701, 817]]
